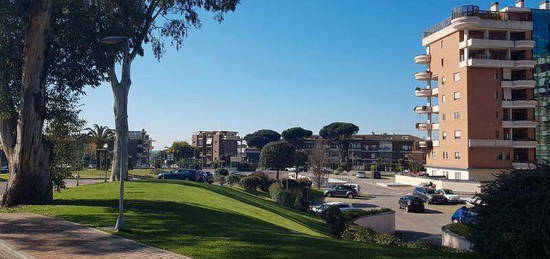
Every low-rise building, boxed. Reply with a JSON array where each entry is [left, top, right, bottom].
[[192, 131, 240, 164], [128, 129, 155, 168]]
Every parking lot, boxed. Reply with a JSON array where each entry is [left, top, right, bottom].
[[322, 176, 468, 244]]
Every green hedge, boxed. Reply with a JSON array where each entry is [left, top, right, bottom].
[[268, 182, 283, 200], [341, 225, 440, 250], [341, 208, 392, 223], [447, 223, 472, 239]]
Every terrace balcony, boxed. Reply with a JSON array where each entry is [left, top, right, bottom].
[[414, 105, 439, 114], [415, 71, 436, 81], [415, 87, 438, 97], [501, 79, 536, 89], [459, 38, 534, 50], [415, 54, 431, 64], [501, 99, 537, 108], [502, 120, 538, 128], [416, 123, 439, 131]]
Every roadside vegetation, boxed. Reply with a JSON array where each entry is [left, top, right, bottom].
[[0, 180, 469, 259]]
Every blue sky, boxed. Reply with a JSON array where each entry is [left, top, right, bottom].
[[80, 0, 522, 149]]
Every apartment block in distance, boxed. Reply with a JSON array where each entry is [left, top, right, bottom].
[[128, 129, 155, 168], [414, 1, 550, 181], [192, 131, 240, 163]]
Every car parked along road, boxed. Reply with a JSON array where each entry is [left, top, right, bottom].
[[398, 195, 425, 213], [324, 185, 358, 199]]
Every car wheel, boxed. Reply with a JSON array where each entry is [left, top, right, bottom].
[[347, 193, 354, 199], [325, 192, 332, 197]]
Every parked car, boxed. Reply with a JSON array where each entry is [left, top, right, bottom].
[[324, 185, 358, 199], [158, 169, 200, 181], [198, 171, 214, 184], [0, 166, 8, 174], [373, 171, 381, 179], [344, 183, 362, 196], [435, 189, 462, 203], [356, 171, 366, 178], [398, 195, 425, 213], [452, 206, 478, 225], [413, 186, 446, 204], [466, 197, 485, 206], [311, 202, 356, 215]]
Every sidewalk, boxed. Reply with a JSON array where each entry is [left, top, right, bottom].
[[0, 213, 189, 259]]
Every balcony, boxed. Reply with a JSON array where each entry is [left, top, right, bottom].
[[414, 105, 439, 114], [459, 58, 533, 69], [432, 140, 440, 147], [415, 71, 435, 81], [415, 87, 438, 97], [502, 99, 537, 108], [468, 139, 537, 148], [415, 54, 431, 64], [459, 39, 534, 50], [502, 120, 538, 128], [501, 80, 536, 89], [512, 161, 536, 169], [416, 123, 439, 131]]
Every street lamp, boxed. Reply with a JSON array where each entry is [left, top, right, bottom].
[[101, 35, 129, 232]]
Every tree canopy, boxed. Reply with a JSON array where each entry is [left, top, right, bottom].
[[244, 129, 281, 149], [168, 141, 197, 161], [282, 127, 313, 142], [260, 141, 295, 180], [319, 122, 359, 140]]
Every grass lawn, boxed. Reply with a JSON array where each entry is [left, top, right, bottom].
[[0, 180, 470, 259], [77, 168, 155, 179], [0, 174, 7, 181]]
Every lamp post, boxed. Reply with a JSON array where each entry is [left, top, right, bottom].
[[101, 35, 129, 232]]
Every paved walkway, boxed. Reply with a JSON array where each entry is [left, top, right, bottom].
[[0, 213, 189, 259]]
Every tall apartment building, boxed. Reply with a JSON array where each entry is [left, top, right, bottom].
[[128, 129, 155, 168], [300, 134, 426, 170], [191, 131, 240, 163], [415, 1, 550, 181]]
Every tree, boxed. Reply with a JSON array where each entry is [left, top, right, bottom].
[[96, 0, 240, 182], [168, 141, 197, 161], [0, 0, 109, 206], [244, 129, 281, 149], [282, 127, 312, 149], [293, 150, 308, 178], [471, 167, 550, 258], [85, 124, 113, 169], [260, 141, 295, 180], [308, 139, 329, 189], [319, 122, 359, 167]]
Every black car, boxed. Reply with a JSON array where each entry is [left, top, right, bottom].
[[324, 185, 358, 199], [199, 171, 214, 184], [413, 186, 446, 204], [398, 195, 425, 213], [158, 169, 200, 181]]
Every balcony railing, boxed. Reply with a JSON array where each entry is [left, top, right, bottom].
[[424, 5, 532, 37]]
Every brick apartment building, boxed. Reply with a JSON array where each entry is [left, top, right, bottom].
[[128, 130, 155, 168], [414, 1, 550, 180], [192, 131, 240, 164]]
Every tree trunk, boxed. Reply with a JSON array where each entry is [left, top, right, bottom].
[[109, 53, 131, 182], [1, 0, 53, 207]]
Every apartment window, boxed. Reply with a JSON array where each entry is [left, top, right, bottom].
[[494, 71, 499, 80], [441, 40, 444, 48], [442, 113, 446, 120], [443, 152, 449, 159], [402, 145, 411, 151], [441, 58, 444, 66], [497, 153, 504, 160], [432, 152, 437, 159], [441, 76, 446, 85], [442, 95, 447, 103], [454, 72, 461, 82], [371, 153, 376, 159], [454, 91, 461, 100], [495, 91, 499, 99], [442, 131, 447, 140], [496, 111, 499, 119], [454, 111, 461, 119], [454, 130, 462, 139], [496, 130, 500, 139], [454, 152, 462, 160], [455, 172, 462, 179]]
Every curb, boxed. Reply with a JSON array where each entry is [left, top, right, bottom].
[[0, 239, 35, 259]]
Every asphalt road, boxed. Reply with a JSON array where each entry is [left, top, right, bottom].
[[0, 179, 103, 194], [323, 177, 467, 244]]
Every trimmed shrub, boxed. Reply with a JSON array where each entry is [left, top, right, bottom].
[[470, 166, 550, 258], [239, 176, 261, 191], [227, 173, 243, 187], [293, 195, 309, 211], [325, 205, 345, 236], [448, 223, 472, 240], [374, 234, 401, 246], [268, 182, 283, 200], [215, 175, 226, 186], [276, 190, 296, 207], [340, 224, 377, 242], [402, 240, 440, 250], [341, 208, 392, 223], [215, 168, 229, 176], [250, 171, 271, 191]]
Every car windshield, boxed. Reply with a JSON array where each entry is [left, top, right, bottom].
[[408, 196, 423, 202], [336, 204, 349, 208], [427, 189, 435, 194], [443, 189, 454, 194]]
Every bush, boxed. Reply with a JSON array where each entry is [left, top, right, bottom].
[[370, 164, 377, 171], [335, 166, 344, 175], [293, 195, 309, 211], [268, 182, 283, 200], [402, 240, 440, 250], [239, 176, 262, 191], [447, 223, 472, 239], [340, 225, 402, 246], [215, 175, 226, 186], [470, 166, 550, 258], [341, 208, 392, 223], [325, 205, 345, 236], [250, 171, 271, 191], [227, 174, 243, 187], [215, 168, 229, 176], [276, 190, 296, 207], [374, 234, 402, 246]]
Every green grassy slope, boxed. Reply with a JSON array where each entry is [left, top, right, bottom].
[[0, 180, 469, 259]]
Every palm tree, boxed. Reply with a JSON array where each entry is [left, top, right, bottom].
[[86, 124, 114, 170]]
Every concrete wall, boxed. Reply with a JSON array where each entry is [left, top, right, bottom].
[[353, 211, 395, 234], [441, 224, 473, 251], [395, 174, 481, 193]]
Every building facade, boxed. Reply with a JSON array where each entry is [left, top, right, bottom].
[[300, 134, 425, 170], [191, 131, 240, 163], [128, 130, 155, 168], [415, 1, 550, 181]]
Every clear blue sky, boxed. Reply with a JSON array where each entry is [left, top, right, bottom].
[[80, 0, 520, 150]]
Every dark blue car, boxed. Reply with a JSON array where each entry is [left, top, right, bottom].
[[158, 169, 201, 181], [0, 167, 8, 174], [452, 206, 478, 225]]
